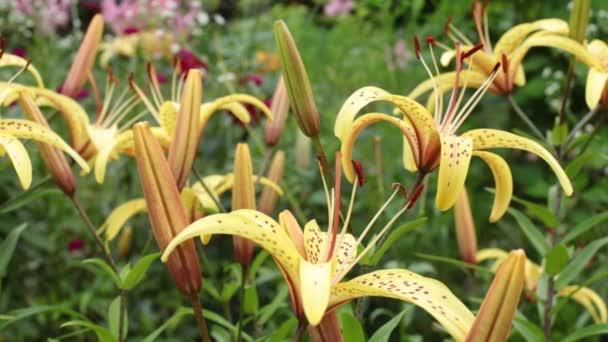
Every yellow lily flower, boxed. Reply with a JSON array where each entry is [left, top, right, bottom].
[[477, 248, 607, 324], [335, 42, 572, 222], [584, 39, 608, 109], [0, 41, 44, 88], [409, 2, 600, 99], [101, 173, 283, 242]]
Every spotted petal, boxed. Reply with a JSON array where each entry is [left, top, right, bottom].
[[463, 129, 573, 196], [102, 199, 147, 241], [0, 132, 32, 189], [161, 209, 301, 282], [329, 269, 475, 342], [436, 134, 473, 211], [334, 86, 391, 140], [557, 286, 608, 324], [585, 68, 608, 110], [340, 112, 421, 182], [473, 151, 513, 222], [0, 119, 90, 174]]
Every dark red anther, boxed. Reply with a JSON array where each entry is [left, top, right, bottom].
[[391, 182, 408, 198], [461, 43, 484, 60], [501, 53, 509, 75], [444, 17, 453, 37], [414, 36, 422, 59], [23, 59, 31, 72], [352, 160, 365, 187], [492, 62, 501, 74], [425, 34, 437, 46], [407, 183, 425, 209]]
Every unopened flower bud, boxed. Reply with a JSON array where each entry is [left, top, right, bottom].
[[168, 69, 203, 190], [265, 77, 289, 147], [274, 20, 320, 138], [19, 92, 76, 195], [295, 130, 311, 169], [259, 151, 285, 215], [466, 249, 526, 342], [133, 122, 201, 295], [61, 14, 104, 98], [117, 226, 133, 259], [232, 143, 256, 267], [454, 189, 478, 264], [569, 0, 590, 43]]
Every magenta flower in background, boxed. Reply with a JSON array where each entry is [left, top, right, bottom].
[[11, 47, 27, 58], [177, 48, 208, 74], [67, 238, 86, 252], [324, 0, 354, 17]]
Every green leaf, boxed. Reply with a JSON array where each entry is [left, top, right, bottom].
[[368, 308, 407, 342], [565, 152, 593, 179], [121, 252, 160, 290], [204, 309, 253, 342], [513, 313, 544, 341], [562, 212, 608, 245], [487, 188, 560, 228], [141, 307, 191, 342], [269, 317, 297, 342], [0, 188, 60, 215], [0, 224, 27, 278], [366, 217, 426, 265], [545, 244, 569, 276], [62, 320, 116, 342], [0, 305, 83, 330], [339, 311, 366, 342], [119, 264, 131, 283], [508, 208, 549, 256], [555, 237, 608, 289], [107, 296, 127, 340], [551, 122, 568, 146], [257, 285, 288, 325], [562, 324, 608, 342], [414, 253, 492, 274], [243, 282, 259, 314], [81, 258, 121, 287]]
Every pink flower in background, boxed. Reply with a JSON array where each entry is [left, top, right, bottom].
[[177, 48, 208, 74], [101, 0, 143, 35], [385, 39, 412, 71], [11, 47, 27, 58], [324, 0, 354, 17], [13, 0, 72, 35]]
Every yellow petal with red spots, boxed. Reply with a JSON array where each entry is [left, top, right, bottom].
[[334, 86, 391, 140], [473, 151, 513, 222], [436, 134, 473, 211], [463, 129, 573, 196], [329, 269, 475, 342], [0, 132, 32, 189]]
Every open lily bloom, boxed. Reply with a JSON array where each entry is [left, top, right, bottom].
[[335, 41, 572, 222], [408, 2, 600, 100], [584, 39, 608, 109], [162, 160, 477, 341], [101, 172, 283, 242], [477, 248, 607, 324], [0, 53, 89, 189]]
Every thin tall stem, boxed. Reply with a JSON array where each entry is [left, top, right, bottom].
[[235, 266, 249, 342], [190, 292, 212, 342], [293, 319, 307, 342], [193, 168, 226, 213], [507, 94, 545, 141], [557, 61, 576, 125], [311, 136, 334, 184]]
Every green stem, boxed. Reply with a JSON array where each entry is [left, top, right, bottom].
[[190, 292, 212, 342], [235, 265, 249, 342], [193, 168, 226, 213], [311, 135, 334, 184], [507, 94, 545, 142], [557, 60, 576, 125]]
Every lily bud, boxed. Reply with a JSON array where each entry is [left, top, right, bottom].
[[568, 0, 590, 42], [232, 143, 256, 267], [295, 130, 311, 170], [133, 122, 201, 295], [259, 151, 285, 215], [265, 77, 289, 147], [61, 14, 104, 98], [466, 249, 526, 342], [167, 69, 202, 190], [274, 20, 320, 138], [454, 189, 478, 264], [18, 92, 76, 196], [117, 226, 133, 259]]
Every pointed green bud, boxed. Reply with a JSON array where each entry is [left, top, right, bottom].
[[274, 20, 320, 138]]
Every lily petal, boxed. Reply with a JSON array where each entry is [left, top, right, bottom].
[[161, 209, 301, 281], [330, 269, 475, 342], [585, 68, 608, 110], [408, 71, 491, 101], [0, 54, 44, 87], [0, 119, 90, 173], [493, 19, 568, 59], [340, 112, 421, 182], [463, 129, 573, 196], [103, 199, 147, 241], [303, 219, 356, 276], [473, 151, 513, 222], [300, 260, 332, 326], [436, 135, 473, 211], [199, 94, 272, 135], [557, 286, 608, 324], [158, 102, 178, 137], [0, 132, 32, 189], [334, 86, 390, 140], [403, 136, 418, 172]]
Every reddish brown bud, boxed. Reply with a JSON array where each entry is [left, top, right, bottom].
[[454, 189, 478, 264], [232, 143, 256, 267], [264, 77, 290, 147], [259, 151, 286, 215]]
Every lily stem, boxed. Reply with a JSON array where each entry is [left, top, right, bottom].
[[190, 292, 212, 342], [235, 265, 249, 342], [293, 319, 307, 342], [311, 135, 334, 184], [70, 195, 126, 342], [193, 168, 227, 213], [506, 94, 545, 142]]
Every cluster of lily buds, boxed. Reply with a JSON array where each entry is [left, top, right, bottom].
[[274, 20, 320, 138], [133, 122, 201, 296], [232, 143, 256, 267], [18, 91, 76, 196], [61, 14, 103, 98], [265, 76, 289, 147]]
